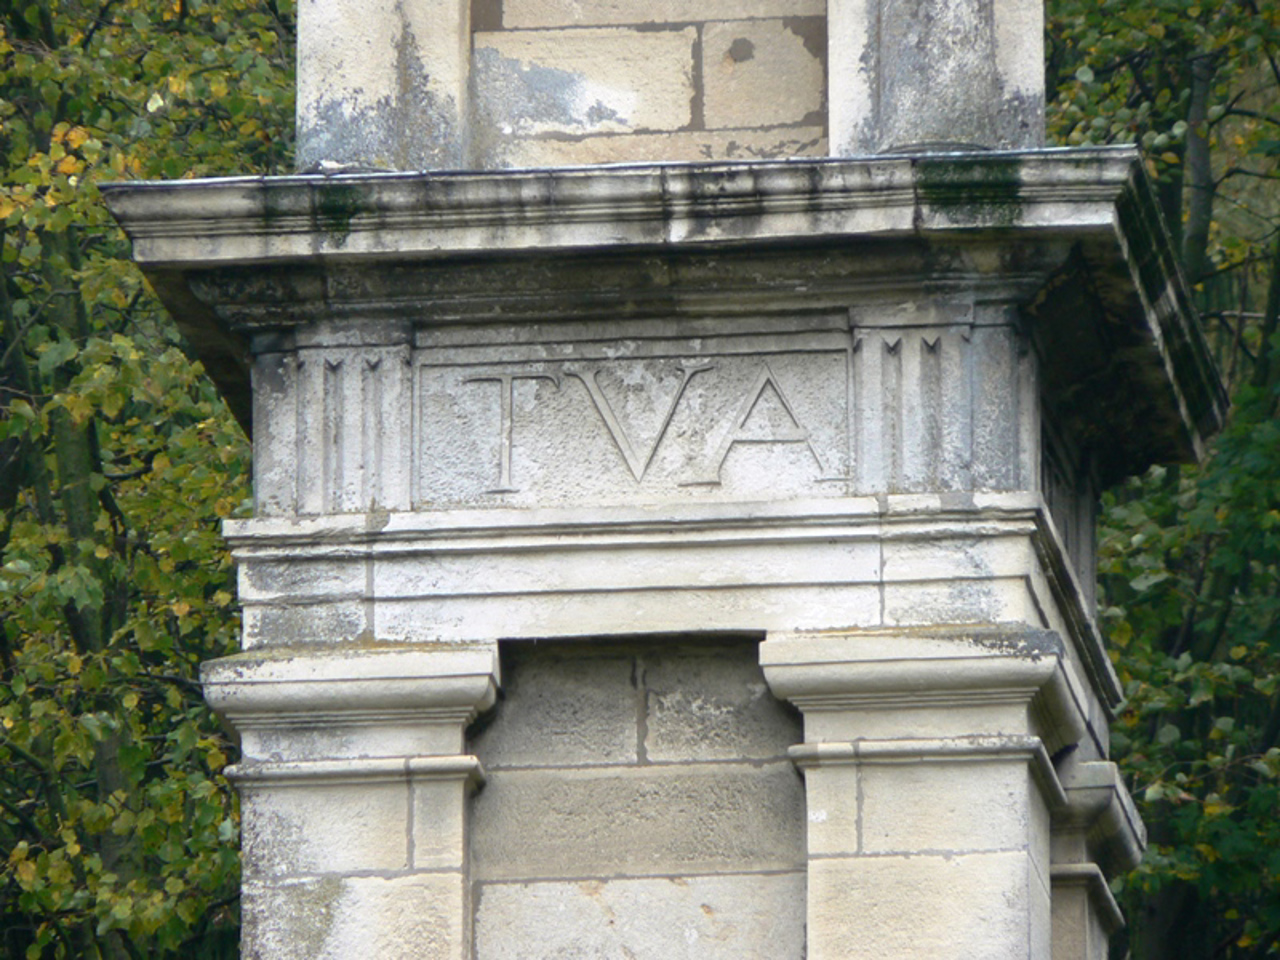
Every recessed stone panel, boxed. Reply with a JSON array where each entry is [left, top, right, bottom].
[[469, 645, 640, 768], [643, 645, 801, 762], [471, 762, 805, 880], [474, 873, 806, 959], [416, 350, 852, 508]]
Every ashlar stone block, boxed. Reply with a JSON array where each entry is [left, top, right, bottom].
[[240, 779, 409, 878], [702, 19, 826, 130], [474, 873, 806, 959], [502, 0, 823, 29], [470, 761, 805, 881], [808, 852, 1049, 960], [472, 27, 696, 143], [243, 874, 468, 960]]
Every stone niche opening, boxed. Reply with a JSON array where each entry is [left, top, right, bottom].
[[467, 636, 806, 959]]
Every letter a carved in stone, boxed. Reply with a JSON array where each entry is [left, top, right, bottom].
[[688, 362, 828, 485]]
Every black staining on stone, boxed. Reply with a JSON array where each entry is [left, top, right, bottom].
[[297, 5, 462, 171], [728, 38, 755, 63], [915, 156, 1025, 228], [470, 0, 502, 33], [689, 25, 705, 131], [313, 181, 364, 243], [586, 100, 622, 125], [782, 16, 826, 64]]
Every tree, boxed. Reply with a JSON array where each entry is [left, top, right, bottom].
[[0, 1, 293, 956], [1047, 0, 1280, 956]]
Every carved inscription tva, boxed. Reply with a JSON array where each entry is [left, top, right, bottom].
[[461, 360, 838, 494]]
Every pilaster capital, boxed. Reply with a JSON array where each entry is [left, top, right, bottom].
[[1055, 758, 1147, 875], [760, 626, 1089, 752], [202, 642, 500, 761]]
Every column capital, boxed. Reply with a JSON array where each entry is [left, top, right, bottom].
[[1056, 758, 1148, 875], [761, 626, 1089, 753], [202, 642, 500, 761]]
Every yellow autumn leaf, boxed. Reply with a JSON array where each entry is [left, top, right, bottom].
[[15, 860, 36, 890], [172, 600, 191, 617], [67, 654, 82, 676], [122, 691, 139, 710], [1195, 843, 1219, 862]]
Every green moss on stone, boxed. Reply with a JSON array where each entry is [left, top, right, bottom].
[[915, 157, 1025, 227]]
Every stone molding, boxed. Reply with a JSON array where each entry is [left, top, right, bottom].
[[1050, 863, 1126, 935], [222, 495, 1120, 750], [1056, 758, 1148, 876], [203, 643, 500, 761], [109, 148, 1156, 261], [761, 626, 1090, 754], [789, 734, 1069, 811], [228, 755, 485, 789]]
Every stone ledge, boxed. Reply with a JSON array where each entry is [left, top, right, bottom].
[[1050, 863, 1125, 934], [1055, 759, 1147, 875], [764, 631, 1087, 756], [789, 734, 1068, 811]]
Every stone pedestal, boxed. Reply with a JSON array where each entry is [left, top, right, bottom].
[[107, 149, 1223, 959]]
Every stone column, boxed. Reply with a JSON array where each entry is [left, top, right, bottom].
[[202, 644, 498, 959], [829, 0, 1045, 153], [762, 628, 1088, 960]]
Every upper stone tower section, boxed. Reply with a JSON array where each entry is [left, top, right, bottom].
[[295, 0, 1044, 171]]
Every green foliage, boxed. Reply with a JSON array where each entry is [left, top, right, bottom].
[[1049, 1, 1280, 957], [0, 1, 293, 956]]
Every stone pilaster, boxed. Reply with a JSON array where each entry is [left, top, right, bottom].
[[762, 628, 1089, 960], [829, 0, 1045, 153], [203, 645, 499, 959], [1051, 758, 1147, 960]]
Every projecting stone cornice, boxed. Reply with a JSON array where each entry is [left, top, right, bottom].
[[109, 147, 1149, 260]]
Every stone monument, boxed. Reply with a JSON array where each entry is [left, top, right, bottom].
[[105, 0, 1226, 957]]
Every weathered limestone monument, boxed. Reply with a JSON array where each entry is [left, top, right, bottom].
[[106, 1, 1227, 957]]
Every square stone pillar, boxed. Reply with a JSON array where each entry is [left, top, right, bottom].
[[762, 628, 1083, 959], [1051, 758, 1146, 960], [203, 645, 498, 959], [108, 149, 1225, 959]]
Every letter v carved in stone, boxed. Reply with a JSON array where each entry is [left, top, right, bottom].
[[568, 364, 714, 482]]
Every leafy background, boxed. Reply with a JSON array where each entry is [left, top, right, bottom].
[[1, 1, 291, 956], [0, 0, 1277, 957]]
